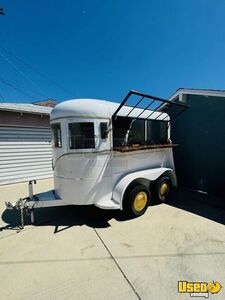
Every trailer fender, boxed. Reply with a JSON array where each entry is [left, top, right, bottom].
[[112, 168, 176, 209]]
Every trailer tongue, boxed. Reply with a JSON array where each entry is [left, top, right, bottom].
[[5, 180, 67, 230]]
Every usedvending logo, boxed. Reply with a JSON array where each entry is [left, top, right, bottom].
[[178, 281, 222, 298]]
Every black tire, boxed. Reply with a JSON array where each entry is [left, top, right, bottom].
[[154, 176, 171, 203], [123, 184, 150, 217]]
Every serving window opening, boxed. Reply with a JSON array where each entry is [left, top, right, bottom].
[[113, 117, 168, 149], [147, 119, 168, 145], [69, 122, 95, 149], [52, 123, 62, 148], [111, 90, 188, 152], [113, 117, 145, 147]]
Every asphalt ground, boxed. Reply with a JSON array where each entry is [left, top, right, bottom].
[[0, 179, 225, 300]]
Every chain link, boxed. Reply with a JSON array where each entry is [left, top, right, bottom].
[[16, 198, 26, 233]]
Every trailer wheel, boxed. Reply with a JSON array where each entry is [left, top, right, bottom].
[[124, 184, 150, 217], [154, 176, 171, 202]]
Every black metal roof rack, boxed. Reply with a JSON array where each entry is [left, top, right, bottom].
[[112, 90, 188, 122]]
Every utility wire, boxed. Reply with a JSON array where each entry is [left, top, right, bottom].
[[0, 75, 39, 100], [0, 16, 55, 101], [0, 46, 74, 97], [0, 50, 50, 99]]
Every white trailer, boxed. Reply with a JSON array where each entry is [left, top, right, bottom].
[[5, 90, 188, 228]]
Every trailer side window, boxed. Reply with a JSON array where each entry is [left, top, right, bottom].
[[52, 123, 62, 148], [147, 120, 168, 144], [69, 122, 95, 149]]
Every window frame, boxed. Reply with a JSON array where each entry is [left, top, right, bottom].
[[100, 122, 108, 139], [68, 121, 96, 150], [51, 122, 62, 148]]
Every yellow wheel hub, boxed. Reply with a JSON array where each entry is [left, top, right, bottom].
[[133, 191, 148, 212], [160, 182, 169, 196]]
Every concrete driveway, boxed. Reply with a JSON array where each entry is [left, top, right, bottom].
[[0, 179, 225, 300]]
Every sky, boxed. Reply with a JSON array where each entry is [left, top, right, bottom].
[[0, 0, 225, 103]]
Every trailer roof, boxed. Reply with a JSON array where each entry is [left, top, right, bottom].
[[51, 98, 170, 121]]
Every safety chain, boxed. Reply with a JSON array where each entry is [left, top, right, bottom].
[[16, 198, 27, 233], [17, 206, 24, 233]]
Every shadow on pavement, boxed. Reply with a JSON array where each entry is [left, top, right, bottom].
[[1, 188, 225, 233], [167, 187, 225, 226], [0, 203, 137, 233]]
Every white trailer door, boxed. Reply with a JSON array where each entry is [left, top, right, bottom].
[[0, 126, 53, 185]]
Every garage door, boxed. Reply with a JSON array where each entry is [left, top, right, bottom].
[[0, 126, 53, 185]]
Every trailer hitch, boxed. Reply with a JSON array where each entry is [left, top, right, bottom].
[[5, 198, 28, 232], [5, 180, 37, 232]]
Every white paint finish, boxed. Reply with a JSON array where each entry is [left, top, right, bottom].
[[96, 119, 112, 152], [0, 126, 53, 185], [51, 99, 169, 121], [95, 196, 120, 209], [28, 190, 68, 208], [54, 168, 112, 206], [111, 148, 174, 175], [51, 117, 112, 167], [112, 167, 174, 208], [7, 190, 67, 209], [51, 114, 175, 208], [52, 116, 114, 207], [110, 148, 175, 205], [49, 98, 175, 210], [38, 98, 174, 210], [51, 99, 115, 120], [53, 147, 175, 208], [54, 152, 112, 180]]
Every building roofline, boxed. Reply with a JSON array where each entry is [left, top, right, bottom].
[[0, 103, 52, 115], [168, 88, 225, 100], [0, 108, 50, 115]]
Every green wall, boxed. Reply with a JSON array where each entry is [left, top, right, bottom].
[[171, 94, 225, 197]]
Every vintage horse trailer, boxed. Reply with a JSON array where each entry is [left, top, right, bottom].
[[6, 91, 188, 227]]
